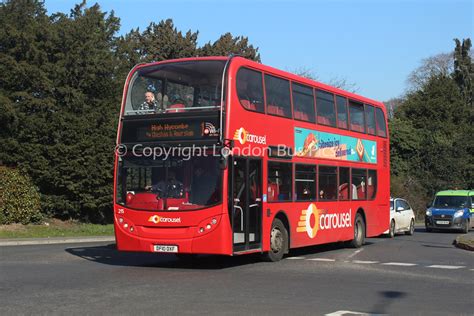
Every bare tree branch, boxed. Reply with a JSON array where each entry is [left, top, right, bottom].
[[288, 66, 359, 93]]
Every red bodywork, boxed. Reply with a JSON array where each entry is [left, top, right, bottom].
[[114, 56, 390, 255]]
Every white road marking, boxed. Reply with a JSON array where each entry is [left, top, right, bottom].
[[381, 262, 418, 267], [352, 260, 379, 264], [426, 265, 466, 270], [346, 248, 364, 259], [292, 257, 473, 271], [325, 310, 376, 316], [307, 258, 336, 262], [286, 257, 305, 260]]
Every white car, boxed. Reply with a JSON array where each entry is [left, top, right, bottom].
[[387, 198, 415, 237]]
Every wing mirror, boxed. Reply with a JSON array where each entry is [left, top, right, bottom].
[[219, 155, 228, 170], [396, 206, 404, 212], [219, 144, 232, 170]]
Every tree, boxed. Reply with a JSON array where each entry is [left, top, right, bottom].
[[0, 0, 121, 222], [453, 38, 473, 106], [291, 66, 359, 93], [391, 74, 472, 197], [406, 52, 454, 91], [199, 33, 260, 61]]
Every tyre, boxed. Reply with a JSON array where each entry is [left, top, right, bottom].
[[349, 213, 365, 248], [388, 220, 395, 238], [461, 219, 469, 234], [262, 218, 288, 262], [406, 219, 415, 235]]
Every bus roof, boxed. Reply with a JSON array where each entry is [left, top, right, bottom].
[[436, 190, 474, 196], [232, 56, 384, 107], [136, 56, 385, 108]]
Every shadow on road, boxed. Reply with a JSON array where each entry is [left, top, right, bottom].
[[414, 227, 470, 234], [288, 241, 375, 258], [66, 244, 266, 270], [65, 241, 375, 270], [422, 244, 454, 249], [370, 290, 407, 314]]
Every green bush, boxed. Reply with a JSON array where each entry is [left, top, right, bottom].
[[0, 166, 42, 224]]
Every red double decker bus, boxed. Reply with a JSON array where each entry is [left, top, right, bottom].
[[114, 56, 389, 261]]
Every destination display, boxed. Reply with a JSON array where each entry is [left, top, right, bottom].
[[121, 117, 220, 143], [295, 127, 377, 164]]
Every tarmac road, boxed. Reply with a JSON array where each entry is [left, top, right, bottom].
[[0, 227, 472, 315]]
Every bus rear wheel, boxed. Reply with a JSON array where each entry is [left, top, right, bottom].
[[349, 213, 365, 248], [263, 218, 288, 262]]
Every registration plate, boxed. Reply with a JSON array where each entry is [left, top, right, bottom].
[[153, 245, 178, 253], [436, 220, 450, 225]]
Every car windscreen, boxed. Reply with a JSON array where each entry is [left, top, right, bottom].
[[432, 195, 468, 208]]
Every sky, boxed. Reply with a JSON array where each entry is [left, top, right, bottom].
[[45, 0, 473, 102]]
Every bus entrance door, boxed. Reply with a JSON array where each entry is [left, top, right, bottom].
[[230, 157, 262, 252]]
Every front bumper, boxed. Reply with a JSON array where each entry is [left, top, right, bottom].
[[425, 216, 465, 230]]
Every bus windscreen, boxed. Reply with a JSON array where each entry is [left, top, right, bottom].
[[124, 60, 226, 115]]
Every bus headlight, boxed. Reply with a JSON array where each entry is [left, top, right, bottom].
[[196, 215, 221, 236], [453, 210, 464, 218]]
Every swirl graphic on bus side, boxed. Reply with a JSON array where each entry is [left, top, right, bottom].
[[296, 204, 322, 238], [297, 204, 352, 239]]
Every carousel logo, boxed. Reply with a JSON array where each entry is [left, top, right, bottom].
[[296, 204, 352, 239], [148, 215, 182, 224], [233, 127, 267, 145]]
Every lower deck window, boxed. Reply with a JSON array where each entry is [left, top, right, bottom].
[[268, 162, 292, 201]]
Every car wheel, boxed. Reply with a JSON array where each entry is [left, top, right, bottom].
[[349, 213, 365, 248], [262, 218, 288, 262], [406, 219, 415, 235], [462, 219, 469, 234], [389, 220, 395, 238]]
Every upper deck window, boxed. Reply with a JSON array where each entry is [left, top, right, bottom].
[[124, 60, 226, 115], [349, 100, 366, 133], [316, 90, 336, 127], [336, 96, 348, 129], [236, 68, 264, 113], [292, 83, 315, 122], [375, 107, 387, 137], [264, 74, 291, 118], [365, 104, 376, 135]]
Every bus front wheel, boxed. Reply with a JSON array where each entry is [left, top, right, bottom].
[[349, 213, 365, 248], [263, 218, 288, 262]]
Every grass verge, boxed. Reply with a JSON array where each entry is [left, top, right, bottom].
[[0, 219, 114, 239]]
